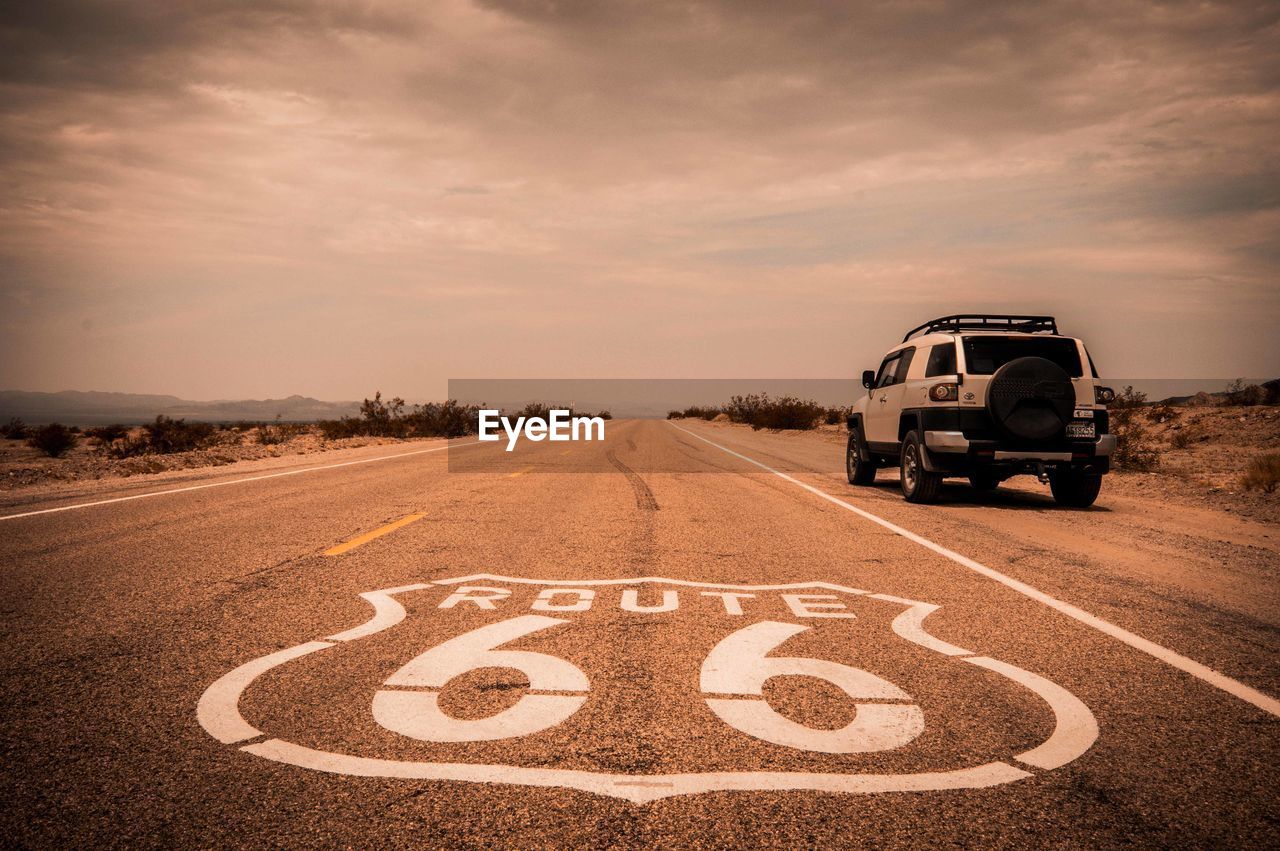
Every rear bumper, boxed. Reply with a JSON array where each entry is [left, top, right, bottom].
[[924, 430, 1115, 461], [924, 430, 970, 452]]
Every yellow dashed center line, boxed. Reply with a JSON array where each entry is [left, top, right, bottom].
[[506, 466, 535, 478], [325, 512, 426, 556]]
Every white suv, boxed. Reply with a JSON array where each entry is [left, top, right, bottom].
[[846, 315, 1116, 507]]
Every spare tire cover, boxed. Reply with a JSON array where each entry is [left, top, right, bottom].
[[986, 356, 1075, 441]]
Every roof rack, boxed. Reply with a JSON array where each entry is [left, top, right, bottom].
[[902, 314, 1059, 342]]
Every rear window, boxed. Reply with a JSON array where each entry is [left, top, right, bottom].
[[925, 343, 956, 377], [961, 336, 1083, 377]]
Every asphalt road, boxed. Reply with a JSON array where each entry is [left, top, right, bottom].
[[1, 419, 1276, 847]]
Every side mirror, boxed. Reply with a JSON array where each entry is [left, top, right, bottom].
[[861, 370, 876, 389]]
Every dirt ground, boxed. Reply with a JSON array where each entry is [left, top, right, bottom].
[[0, 427, 411, 491], [1113, 405, 1280, 527]]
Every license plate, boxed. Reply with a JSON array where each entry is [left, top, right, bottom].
[[1066, 421, 1096, 439]]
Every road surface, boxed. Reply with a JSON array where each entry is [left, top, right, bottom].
[[1, 419, 1276, 846]]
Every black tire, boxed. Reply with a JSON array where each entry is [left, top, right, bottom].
[[969, 470, 1001, 491], [846, 430, 877, 485], [900, 430, 942, 503], [987, 356, 1076, 441], [1050, 467, 1102, 508]]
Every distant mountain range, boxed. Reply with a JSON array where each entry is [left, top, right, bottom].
[[0, 390, 361, 425]]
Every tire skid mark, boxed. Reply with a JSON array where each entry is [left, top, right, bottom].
[[606, 449, 659, 510]]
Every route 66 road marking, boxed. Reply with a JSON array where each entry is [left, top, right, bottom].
[[197, 575, 1098, 803]]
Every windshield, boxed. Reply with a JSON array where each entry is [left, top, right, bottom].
[[961, 336, 1083, 377]]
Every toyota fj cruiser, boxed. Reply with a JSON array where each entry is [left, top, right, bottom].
[[846, 315, 1116, 507]]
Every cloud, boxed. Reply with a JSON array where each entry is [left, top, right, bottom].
[[0, 0, 1277, 397]]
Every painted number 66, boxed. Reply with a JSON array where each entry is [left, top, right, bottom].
[[372, 616, 923, 754]]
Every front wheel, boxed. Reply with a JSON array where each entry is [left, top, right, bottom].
[[846, 430, 877, 485], [1049, 467, 1102, 508], [900, 431, 942, 503]]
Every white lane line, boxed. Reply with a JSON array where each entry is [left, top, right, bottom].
[[669, 422, 1280, 718], [0, 440, 481, 521]]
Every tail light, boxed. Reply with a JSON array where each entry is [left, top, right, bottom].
[[929, 382, 959, 402], [1095, 386, 1115, 404]]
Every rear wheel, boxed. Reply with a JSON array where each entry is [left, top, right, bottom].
[[969, 470, 1001, 491], [846, 430, 876, 485], [900, 431, 942, 503], [1049, 467, 1102, 507]]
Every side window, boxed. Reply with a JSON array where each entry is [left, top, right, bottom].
[[925, 343, 956, 377], [875, 354, 901, 389], [893, 347, 916, 384]]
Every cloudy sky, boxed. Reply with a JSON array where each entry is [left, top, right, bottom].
[[1, 0, 1277, 399]]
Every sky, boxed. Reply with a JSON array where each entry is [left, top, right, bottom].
[[1, 0, 1277, 400]]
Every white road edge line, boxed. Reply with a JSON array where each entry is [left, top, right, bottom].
[[669, 422, 1280, 718], [0, 440, 482, 521]]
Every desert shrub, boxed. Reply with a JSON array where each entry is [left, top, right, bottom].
[[317, 394, 487, 441], [509, 402, 556, 422], [257, 416, 286, 445], [331, 393, 610, 440], [1149, 402, 1181, 423], [680, 406, 721, 420], [1109, 386, 1159, 471], [1169, 426, 1201, 450], [824, 406, 849, 426], [142, 415, 217, 454], [750, 396, 825, 430], [86, 423, 130, 443], [724, 394, 763, 424], [667, 410, 684, 419], [105, 436, 150, 458], [318, 417, 363, 440], [1240, 452, 1280, 493], [27, 423, 79, 457], [1224, 379, 1264, 406], [2, 418, 28, 439], [720, 393, 823, 430], [358, 392, 409, 438], [1110, 385, 1147, 410], [1262, 379, 1280, 405], [254, 417, 309, 445], [406, 400, 483, 438], [86, 424, 130, 449]]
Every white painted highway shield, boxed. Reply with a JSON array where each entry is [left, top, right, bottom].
[[197, 575, 1097, 803]]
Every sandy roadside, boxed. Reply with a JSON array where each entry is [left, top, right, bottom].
[[0, 434, 462, 512]]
